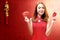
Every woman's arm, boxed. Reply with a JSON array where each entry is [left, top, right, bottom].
[[45, 18, 55, 36], [27, 18, 33, 36], [24, 17, 33, 36]]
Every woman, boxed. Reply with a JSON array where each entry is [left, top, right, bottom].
[[23, 2, 56, 40]]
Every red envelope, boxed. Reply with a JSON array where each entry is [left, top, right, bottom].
[[53, 12, 57, 17], [22, 11, 29, 17]]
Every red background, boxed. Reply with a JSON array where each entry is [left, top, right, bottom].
[[0, 0, 60, 40]]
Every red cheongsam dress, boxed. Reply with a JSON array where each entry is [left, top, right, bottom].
[[32, 17, 48, 40]]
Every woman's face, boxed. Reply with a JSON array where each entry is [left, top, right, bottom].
[[37, 3, 45, 16]]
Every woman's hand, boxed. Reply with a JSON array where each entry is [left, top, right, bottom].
[[52, 12, 57, 22], [46, 12, 57, 36], [22, 11, 33, 36], [24, 16, 29, 23], [22, 11, 30, 23], [52, 17, 56, 23]]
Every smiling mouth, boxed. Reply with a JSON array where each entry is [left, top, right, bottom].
[[41, 10, 44, 13], [39, 11, 44, 14]]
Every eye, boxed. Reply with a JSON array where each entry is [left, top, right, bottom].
[[38, 7, 41, 9], [38, 7, 45, 9]]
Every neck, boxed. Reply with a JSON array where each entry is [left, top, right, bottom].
[[37, 14, 41, 19]]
